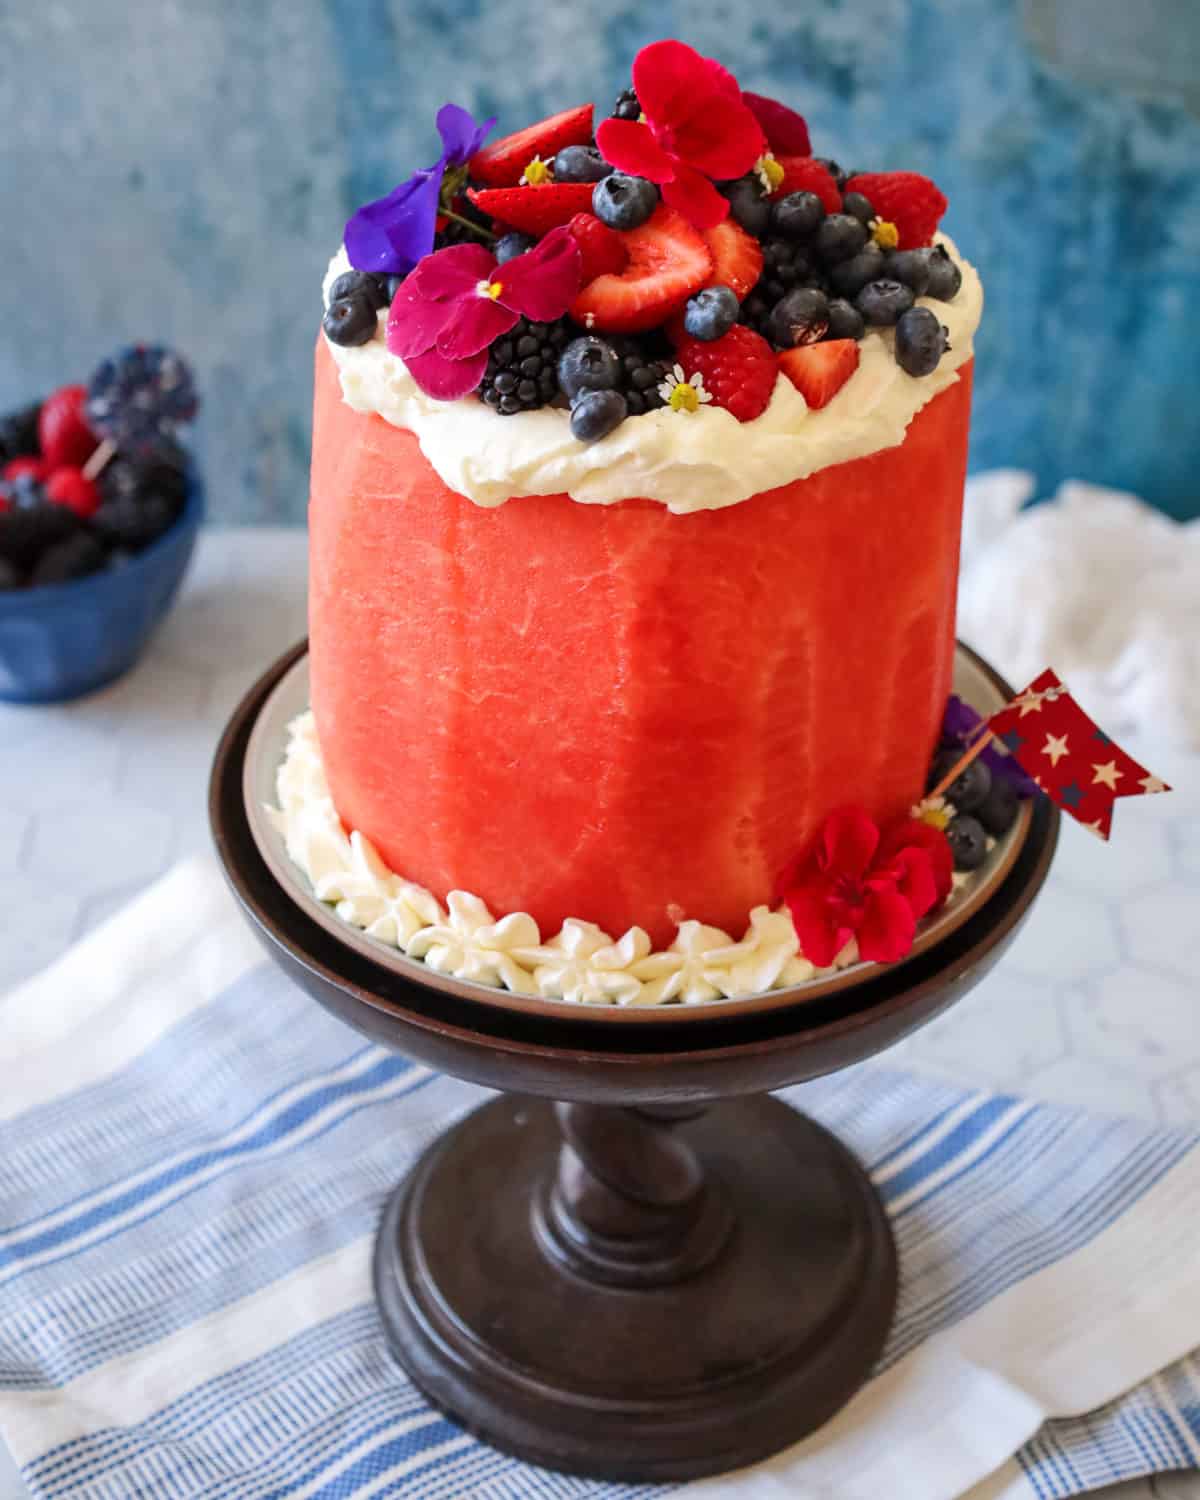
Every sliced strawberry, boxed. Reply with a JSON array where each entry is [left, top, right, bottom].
[[778, 340, 860, 410], [38, 386, 98, 470], [469, 105, 594, 188], [701, 218, 763, 301], [570, 205, 712, 334], [770, 156, 841, 214], [468, 182, 596, 237], [843, 171, 947, 248], [676, 325, 778, 423], [566, 213, 629, 284]]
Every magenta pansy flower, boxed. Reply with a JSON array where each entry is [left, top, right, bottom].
[[387, 227, 582, 399]]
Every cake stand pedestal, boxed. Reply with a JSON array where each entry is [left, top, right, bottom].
[[211, 642, 1058, 1483]]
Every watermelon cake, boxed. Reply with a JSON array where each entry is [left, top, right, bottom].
[[282, 40, 1010, 1007]]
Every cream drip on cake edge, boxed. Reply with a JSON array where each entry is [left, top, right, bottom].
[[270, 711, 979, 1007], [320, 234, 982, 514]]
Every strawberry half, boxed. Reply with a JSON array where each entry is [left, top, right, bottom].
[[843, 171, 947, 248], [570, 205, 712, 334], [676, 325, 778, 423], [770, 156, 841, 214], [701, 218, 763, 301], [778, 340, 860, 410], [45, 465, 101, 519], [468, 182, 596, 237], [468, 104, 594, 188], [566, 213, 629, 284], [38, 386, 98, 470]]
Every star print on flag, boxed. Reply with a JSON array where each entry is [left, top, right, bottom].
[[987, 669, 1171, 839]]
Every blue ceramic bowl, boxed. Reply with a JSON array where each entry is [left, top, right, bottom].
[[0, 470, 203, 703]]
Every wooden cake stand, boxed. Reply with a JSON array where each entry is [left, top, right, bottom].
[[211, 642, 1058, 1482]]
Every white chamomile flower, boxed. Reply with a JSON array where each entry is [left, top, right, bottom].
[[911, 794, 954, 831], [658, 363, 713, 414]]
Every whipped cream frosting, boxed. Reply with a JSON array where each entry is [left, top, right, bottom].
[[270, 712, 979, 1007], [321, 234, 982, 513]]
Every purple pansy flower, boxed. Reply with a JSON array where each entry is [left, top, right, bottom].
[[345, 103, 496, 277], [941, 694, 1039, 797]]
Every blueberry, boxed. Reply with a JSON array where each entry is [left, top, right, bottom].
[[322, 294, 378, 346], [924, 245, 963, 301], [570, 388, 628, 442], [494, 231, 536, 264], [722, 175, 771, 237], [825, 297, 865, 341], [815, 213, 869, 265], [946, 814, 988, 872], [0, 402, 42, 463], [553, 144, 611, 183], [977, 775, 1020, 837], [329, 269, 389, 310], [814, 158, 849, 191], [828, 242, 884, 298], [767, 288, 830, 349], [883, 248, 933, 296], [841, 191, 875, 226], [928, 748, 992, 813], [856, 278, 916, 327], [612, 86, 640, 121], [0, 503, 79, 572], [386, 273, 406, 301], [684, 285, 739, 342], [770, 190, 825, 241], [10, 472, 45, 508], [30, 532, 107, 586], [0, 557, 20, 590], [592, 174, 658, 231], [895, 307, 948, 376], [558, 336, 622, 400]]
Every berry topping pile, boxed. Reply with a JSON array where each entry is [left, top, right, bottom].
[[0, 346, 197, 591], [330, 39, 963, 442]]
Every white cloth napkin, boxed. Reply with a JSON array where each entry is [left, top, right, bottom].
[[1, 857, 1198, 1500], [959, 472, 1200, 749]]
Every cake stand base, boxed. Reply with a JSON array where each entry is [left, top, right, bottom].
[[373, 1093, 897, 1482]]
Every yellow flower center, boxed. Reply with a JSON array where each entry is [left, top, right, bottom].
[[477, 279, 504, 300], [758, 153, 785, 193], [668, 381, 701, 413], [637, 111, 648, 125], [871, 218, 900, 250], [918, 803, 953, 832], [522, 156, 553, 186]]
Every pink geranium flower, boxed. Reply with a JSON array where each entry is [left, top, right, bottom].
[[386, 227, 581, 400], [595, 40, 765, 230]]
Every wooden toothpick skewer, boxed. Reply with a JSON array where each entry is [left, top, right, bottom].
[[82, 438, 116, 482], [929, 728, 996, 799]]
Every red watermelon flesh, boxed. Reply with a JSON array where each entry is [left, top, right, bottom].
[[309, 339, 972, 949]]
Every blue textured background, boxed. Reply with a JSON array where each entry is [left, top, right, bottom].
[[1, 1, 1198, 522]]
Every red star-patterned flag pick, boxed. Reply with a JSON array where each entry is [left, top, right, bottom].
[[986, 669, 1171, 839]]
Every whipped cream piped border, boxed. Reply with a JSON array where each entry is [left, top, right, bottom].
[[270, 711, 977, 1007], [321, 234, 982, 514]]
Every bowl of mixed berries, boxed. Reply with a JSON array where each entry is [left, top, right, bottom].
[[0, 345, 202, 703]]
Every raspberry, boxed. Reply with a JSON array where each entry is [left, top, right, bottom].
[[843, 172, 947, 249], [45, 465, 102, 519], [675, 325, 778, 423]]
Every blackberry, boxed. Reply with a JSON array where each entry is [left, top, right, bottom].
[[31, 532, 108, 586], [0, 503, 80, 573], [478, 317, 573, 415], [612, 86, 640, 121], [92, 493, 178, 550], [741, 238, 828, 338], [433, 196, 492, 250], [613, 338, 669, 416], [0, 402, 42, 464]]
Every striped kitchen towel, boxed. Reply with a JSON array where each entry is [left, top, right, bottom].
[[0, 858, 1198, 1500]]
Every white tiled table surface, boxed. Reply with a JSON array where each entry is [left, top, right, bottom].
[[1, 529, 1196, 1500]]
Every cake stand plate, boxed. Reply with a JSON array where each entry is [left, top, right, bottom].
[[211, 642, 1059, 1482]]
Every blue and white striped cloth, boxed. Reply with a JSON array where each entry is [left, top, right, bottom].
[[1, 858, 1198, 1500]]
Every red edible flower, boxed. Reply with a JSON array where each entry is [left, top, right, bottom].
[[386, 227, 581, 400], [595, 40, 765, 231], [781, 806, 949, 968]]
